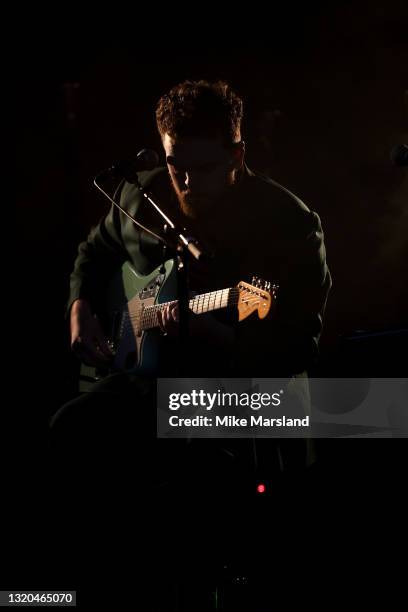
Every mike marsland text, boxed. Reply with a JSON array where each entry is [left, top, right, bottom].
[[168, 415, 310, 428]]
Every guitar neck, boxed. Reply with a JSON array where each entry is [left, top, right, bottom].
[[141, 287, 239, 331]]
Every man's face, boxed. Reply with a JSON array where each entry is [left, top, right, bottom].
[[163, 133, 243, 219]]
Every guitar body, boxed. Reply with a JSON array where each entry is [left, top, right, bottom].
[[79, 259, 176, 391]]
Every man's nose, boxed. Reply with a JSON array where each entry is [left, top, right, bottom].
[[184, 170, 201, 190]]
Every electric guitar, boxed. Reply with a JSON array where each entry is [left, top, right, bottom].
[[79, 259, 278, 390]]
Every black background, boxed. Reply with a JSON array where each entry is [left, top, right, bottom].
[[11, 1, 408, 606]]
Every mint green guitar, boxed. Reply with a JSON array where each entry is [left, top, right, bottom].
[[79, 260, 276, 390]]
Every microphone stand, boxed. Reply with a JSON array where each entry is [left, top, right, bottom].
[[136, 183, 208, 376]]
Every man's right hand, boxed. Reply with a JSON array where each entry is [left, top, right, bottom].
[[70, 299, 114, 367]]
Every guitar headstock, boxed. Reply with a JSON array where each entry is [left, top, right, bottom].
[[236, 277, 279, 322]]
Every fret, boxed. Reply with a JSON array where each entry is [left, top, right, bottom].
[[204, 292, 209, 313], [204, 292, 210, 314], [211, 291, 217, 310], [190, 297, 197, 315], [217, 290, 223, 310]]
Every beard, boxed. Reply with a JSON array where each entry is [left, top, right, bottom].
[[169, 169, 237, 221], [177, 192, 215, 219], [174, 181, 235, 220]]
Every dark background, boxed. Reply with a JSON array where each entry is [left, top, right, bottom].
[[16, 1, 407, 420], [12, 0, 408, 604]]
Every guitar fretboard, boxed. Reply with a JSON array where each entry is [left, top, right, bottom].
[[140, 287, 240, 331]]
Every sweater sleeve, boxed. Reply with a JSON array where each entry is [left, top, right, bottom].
[[67, 180, 130, 315]]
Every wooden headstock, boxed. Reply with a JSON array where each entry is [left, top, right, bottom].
[[237, 277, 278, 322]]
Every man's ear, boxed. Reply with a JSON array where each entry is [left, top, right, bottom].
[[231, 140, 245, 169]]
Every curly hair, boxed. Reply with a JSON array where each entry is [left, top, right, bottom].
[[155, 80, 243, 145]]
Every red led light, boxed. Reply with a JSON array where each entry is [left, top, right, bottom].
[[256, 483, 266, 494]]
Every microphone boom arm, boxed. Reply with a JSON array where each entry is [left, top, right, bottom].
[[93, 177, 166, 245], [93, 175, 207, 261], [139, 188, 206, 261]]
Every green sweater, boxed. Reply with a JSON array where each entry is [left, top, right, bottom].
[[68, 166, 331, 377]]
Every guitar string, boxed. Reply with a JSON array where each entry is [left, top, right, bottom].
[[123, 297, 267, 329], [121, 288, 271, 329], [125, 296, 265, 322], [124, 296, 268, 322], [125, 293, 267, 317]]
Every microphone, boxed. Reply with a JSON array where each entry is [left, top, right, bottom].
[[390, 144, 408, 167], [96, 148, 159, 182]]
